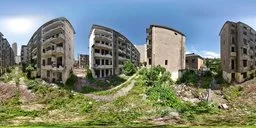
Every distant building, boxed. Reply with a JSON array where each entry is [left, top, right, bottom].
[[78, 54, 89, 68], [186, 53, 204, 70], [12, 42, 17, 56], [220, 21, 256, 83], [135, 44, 147, 66], [0, 32, 15, 74], [146, 25, 185, 81], [74, 60, 79, 68], [15, 56, 21, 65], [89, 24, 140, 78], [21, 45, 28, 63]]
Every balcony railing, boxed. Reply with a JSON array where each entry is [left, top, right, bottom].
[[43, 34, 65, 44], [94, 42, 112, 49], [43, 26, 65, 38], [230, 52, 236, 57], [43, 21, 64, 32], [94, 53, 112, 58], [93, 64, 112, 69], [94, 34, 112, 42]]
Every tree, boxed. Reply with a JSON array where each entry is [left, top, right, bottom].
[[123, 60, 136, 76], [26, 64, 35, 79], [85, 66, 93, 79]]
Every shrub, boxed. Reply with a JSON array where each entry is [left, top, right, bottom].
[[86, 66, 93, 79], [26, 64, 35, 79], [179, 101, 219, 120], [123, 60, 136, 76], [141, 65, 172, 87], [222, 86, 243, 102], [177, 69, 198, 86], [146, 86, 181, 108], [65, 73, 77, 87]]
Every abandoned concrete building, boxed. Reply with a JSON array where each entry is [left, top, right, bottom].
[[89, 24, 140, 78], [220, 21, 256, 83], [135, 44, 147, 66], [146, 25, 186, 81], [186, 53, 204, 70], [0, 32, 15, 74], [26, 17, 75, 83], [78, 54, 89, 68]]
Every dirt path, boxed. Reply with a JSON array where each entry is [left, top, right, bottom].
[[85, 80, 135, 102]]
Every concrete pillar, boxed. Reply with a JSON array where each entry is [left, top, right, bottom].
[[99, 69, 102, 78]]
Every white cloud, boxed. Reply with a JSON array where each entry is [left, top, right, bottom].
[[201, 51, 220, 58], [0, 16, 51, 55]]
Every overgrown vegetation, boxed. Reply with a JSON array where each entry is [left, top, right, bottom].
[[177, 69, 198, 86], [222, 85, 243, 102], [85, 66, 93, 79], [140, 66, 173, 87], [1, 66, 255, 127], [25, 64, 35, 79], [137, 66, 218, 121], [123, 60, 136, 76], [64, 73, 78, 89]]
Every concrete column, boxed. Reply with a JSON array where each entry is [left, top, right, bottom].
[[100, 69, 102, 78]]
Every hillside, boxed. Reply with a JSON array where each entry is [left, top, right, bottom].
[[0, 67, 256, 127]]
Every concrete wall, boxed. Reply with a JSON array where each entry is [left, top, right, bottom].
[[150, 26, 185, 80], [135, 44, 146, 64]]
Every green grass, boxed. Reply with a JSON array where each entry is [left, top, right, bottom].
[[1, 68, 256, 127]]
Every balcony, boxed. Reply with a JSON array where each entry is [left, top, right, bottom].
[[52, 65, 64, 71], [43, 34, 65, 45], [52, 47, 64, 55], [230, 52, 236, 57], [146, 28, 152, 33], [118, 56, 126, 60], [41, 65, 52, 70], [42, 47, 64, 57], [94, 53, 112, 58], [94, 42, 112, 49], [43, 21, 64, 32], [94, 29, 112, 36], [93, 64, 112, 69], [146, 35, 152, 40], [32, 55, 37, 59], [43, 26, 65, 38], [94, 34, 112, 42]]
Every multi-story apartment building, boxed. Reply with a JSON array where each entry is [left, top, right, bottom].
[[186, 53, 204, 70], [146, 25, 185, 81], [12, 42, 17, 56], [78, 54, 89, 68], [220, 21, 256, 83], [26, 17, 75, 83], [135, 44, 147, 66], [0, 32, 15, 74], [89, 25, 140, 78], [21, 45, 28, 63]]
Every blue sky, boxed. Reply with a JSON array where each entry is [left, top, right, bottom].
[[1, 0, 256, 59]]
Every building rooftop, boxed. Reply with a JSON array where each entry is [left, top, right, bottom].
[[150, 24, 185, 36], [186, 53, 204, 59]]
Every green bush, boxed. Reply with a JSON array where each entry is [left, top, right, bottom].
[[123, 60, 136, 76], [141, 65, 173, 87], [222, 86, 243, 102], [65, 73, 77, 87], [179, 101, 219, 120], [86, 67, 93, 79], [177, 69, 198, 86], [146, 86, 181, 108], [27, 80, 38, 90], [25, 64, 35, 79]]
